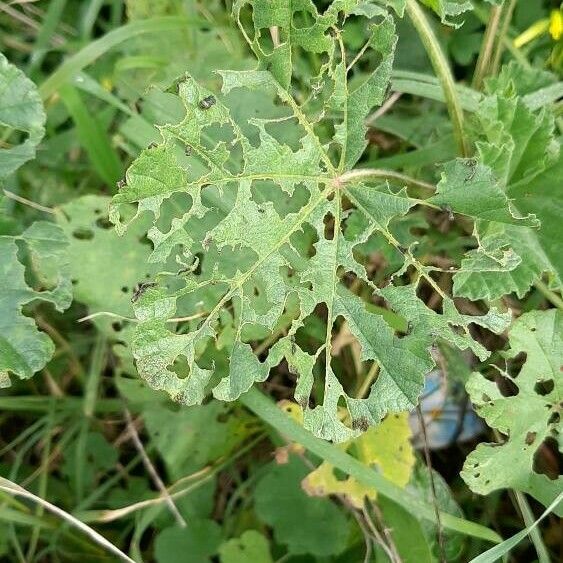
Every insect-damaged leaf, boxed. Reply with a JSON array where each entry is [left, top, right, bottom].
[[461, 309, 562, 515], [448, 64, 562, 301], [110, 2, 511, 442]]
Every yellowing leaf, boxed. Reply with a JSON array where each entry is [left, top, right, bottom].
[[302, 412, 415, 507]]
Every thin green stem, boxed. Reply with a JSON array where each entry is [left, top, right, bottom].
[[75, 336, 107, 500], [338, 167, 435, 191], [491, 0, 517, 74], [512, 491, 551, 563], [356, 363, 379, 399], [405, 0, 469, 157], [473, 5, 502, 90], [472, 2, 529, 69], [535, 280, 563, 311]]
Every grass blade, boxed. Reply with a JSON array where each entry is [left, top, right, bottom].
[[59, 84, 122, 186], [469, 493, 562, 563]]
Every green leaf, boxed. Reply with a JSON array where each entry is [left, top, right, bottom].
[[56, 194, 160, 334], [0, 53, 45, 181], [419, 0, 473, 26], [461, 309, 563, 515], [59, 84, 122, 186], [451, 65, 562, 300], [0, 222, 71, 387], [109, 2, 514, 443], [154, 521, 222, 563], [254, 457, 349, 556], [218, 530, 273, 563], [241, 386, 502, 544], [142, 401, 253, 479]]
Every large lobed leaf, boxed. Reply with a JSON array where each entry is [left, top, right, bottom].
[[110, 1, 515, 442]]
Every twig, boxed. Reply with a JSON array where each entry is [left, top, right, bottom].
[[363, 505, 401, 563], [3, 189, 55, 214], [0, 1, 65, 45], [0, 477, 134, 563], [416, 405, 445, 562], [366, 91, 402, 125], [472, 5, 502, 90], [491, 0, 517, 74], [78, 310, 208, 324], [123, 409, 187, 528], [351, 510, 373, 563], [356, 362, 379, 399]]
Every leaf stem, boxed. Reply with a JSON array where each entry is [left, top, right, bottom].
[[512, 490, 551, 563], [405, 0, 469, 157], [534, 280, 563, 311], [356, 362, 379, 399], [491, 0, 518, 74], [338, 168, 435, 191], [472, 5, 502, 90]]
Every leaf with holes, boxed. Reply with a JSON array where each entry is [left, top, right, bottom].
[[461, 309, 563, 515], [57, 195, 162, 335], [110, 2, 513, 442]]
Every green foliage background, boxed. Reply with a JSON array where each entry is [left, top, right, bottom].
[[0, 1, 561, 562]]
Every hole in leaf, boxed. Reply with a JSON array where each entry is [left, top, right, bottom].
[[548, 411, 560, 425], [95, 217, 113, 230], [509, 352, 527, 376], [496, 375, 519, 398], [332, 467, 349, 482], [323, 212, 335, 240], [534, 379, 554, 396], [532, 436, 561, 481], [170, 354, 190, 380], [72, 228, 94, 240]]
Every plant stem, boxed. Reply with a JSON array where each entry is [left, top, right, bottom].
[[535, 280, 563, 311], [491, 0, 517, 74], [472, 3, 529, 69], [512, 490, 551, 563], [405, 0, 469, 157], [356, 363, 379, 399], [473, 5, 502, 90], [338, 168, 435, 191]]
